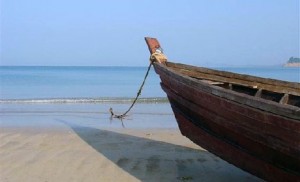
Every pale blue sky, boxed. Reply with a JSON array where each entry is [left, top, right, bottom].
[[1, 0, 299, 66]]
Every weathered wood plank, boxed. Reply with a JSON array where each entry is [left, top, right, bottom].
[[173, 110, 300, 182], [280, 94, 290, 104], [255, 89, 263, 97], [171, 66, 300, 96], [157, 66, 300, 133], [154, 62, 300, 120], [164, 91, 300, 176], [158, 74, 300, 154], [167, 62, 300, 91]]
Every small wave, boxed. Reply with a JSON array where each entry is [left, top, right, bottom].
[[0, 97, 169, 104]]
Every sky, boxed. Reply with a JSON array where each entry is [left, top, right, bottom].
[[0, 0, 299, 66]]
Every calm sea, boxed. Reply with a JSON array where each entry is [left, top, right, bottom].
[[0, 66, 299, 102]]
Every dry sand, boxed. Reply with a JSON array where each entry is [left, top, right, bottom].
[[0, 127, 261, 182], [0, 103, 262, 181]]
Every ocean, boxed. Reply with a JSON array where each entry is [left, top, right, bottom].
[[0, 66, 299, 102], [0, 66, 164, 101], [0, 65, 299, 129]]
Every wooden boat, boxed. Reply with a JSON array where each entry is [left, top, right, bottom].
[[144, 37, 300, 181]]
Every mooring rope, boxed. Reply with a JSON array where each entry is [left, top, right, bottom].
[[109, 61, 153, 119]]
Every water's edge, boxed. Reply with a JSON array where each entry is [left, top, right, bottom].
[[0, 97, 169, 104]]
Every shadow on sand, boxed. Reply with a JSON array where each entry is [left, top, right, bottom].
[[59, 119, 259, 182]]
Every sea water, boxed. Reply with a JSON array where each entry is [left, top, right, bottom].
[[0, 65, 299, 128], [0, 66, 164, 101], [0, 66, 299, 101]]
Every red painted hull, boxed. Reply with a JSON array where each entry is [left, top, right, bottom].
[[153, 63, 300, 182]]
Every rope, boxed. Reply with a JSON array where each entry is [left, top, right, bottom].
[[110, 61, 153, 119]]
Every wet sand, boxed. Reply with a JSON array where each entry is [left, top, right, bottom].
[[0, 103, 262, 182]]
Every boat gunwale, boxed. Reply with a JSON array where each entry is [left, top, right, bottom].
[[153, 62, 300, 121], [167, 62, 300, 90]]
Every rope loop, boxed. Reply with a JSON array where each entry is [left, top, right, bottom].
[[150, 51, 167, 64], [109, 51, 167, 119], [110, 61, 153, 119]]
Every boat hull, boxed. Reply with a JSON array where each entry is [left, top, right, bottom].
[[153, 63, 300, 182]]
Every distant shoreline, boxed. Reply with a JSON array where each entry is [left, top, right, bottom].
[[284, 63, 300, 67]]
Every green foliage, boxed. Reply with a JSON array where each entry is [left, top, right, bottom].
[[288, 57, 300, 63], [177, 176, 193, 181]]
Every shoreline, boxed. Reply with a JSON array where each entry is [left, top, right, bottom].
[[284, 63, 300, 67], [0, 97, 169, 104]]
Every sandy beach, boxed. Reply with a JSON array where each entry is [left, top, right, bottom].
[[0, 103, 262, 182]]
